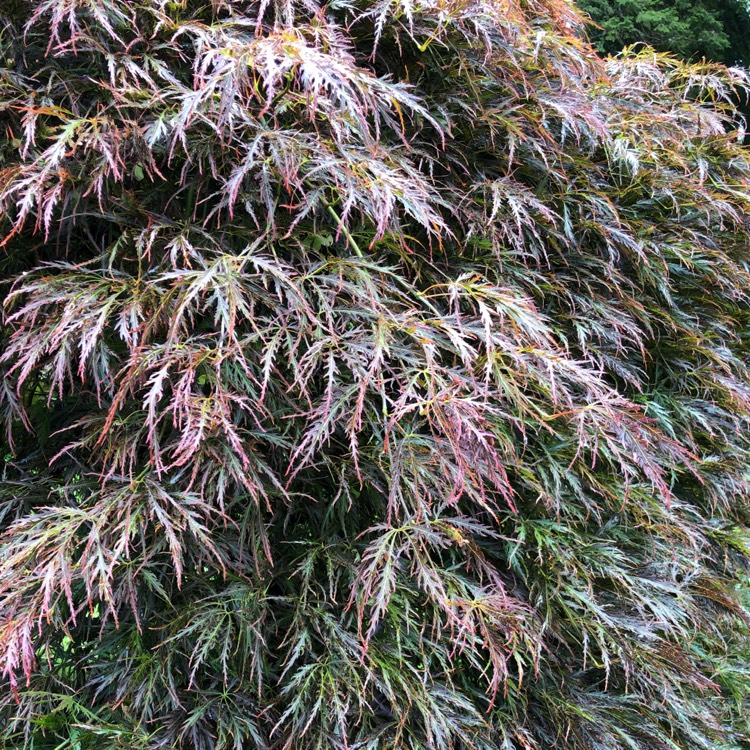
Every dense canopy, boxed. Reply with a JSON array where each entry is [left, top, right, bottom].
[[578, 0, 750, 65], [0, 0, 749, 749]]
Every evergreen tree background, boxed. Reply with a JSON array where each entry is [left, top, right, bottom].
[[0, 1, 749, 749], [578, 0, 750, 65]]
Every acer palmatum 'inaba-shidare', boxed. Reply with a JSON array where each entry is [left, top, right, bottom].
[[0, 0, 749, 748]]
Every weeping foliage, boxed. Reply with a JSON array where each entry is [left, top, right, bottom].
[[0, 0, 749, 748]]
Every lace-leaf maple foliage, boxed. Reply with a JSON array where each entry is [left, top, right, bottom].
[[1, 0, 749, 748]]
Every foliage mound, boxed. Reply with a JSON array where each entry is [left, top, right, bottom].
[[1, 0, 749, 748]]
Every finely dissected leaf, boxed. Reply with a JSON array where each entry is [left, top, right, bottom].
[[0, 0, 749, 749]]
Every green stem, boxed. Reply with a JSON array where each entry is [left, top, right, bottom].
[[324, 202, 364, 258]]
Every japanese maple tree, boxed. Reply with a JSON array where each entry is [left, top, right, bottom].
[[0, 0, 749, 748]]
